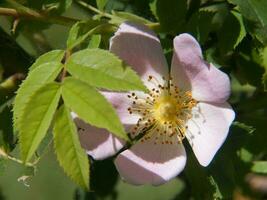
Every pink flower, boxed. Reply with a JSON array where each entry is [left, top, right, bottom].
[[74, 22, 235, 185]]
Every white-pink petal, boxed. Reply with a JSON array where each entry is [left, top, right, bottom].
[[171, 33, 230, 103], [115, 138, 186, 186], [74, 118, 125, 160], [72, 91, 137, 160], [186, 102, 235, 166], [110, 22, 169, 86], [102, 91, 140, 126]]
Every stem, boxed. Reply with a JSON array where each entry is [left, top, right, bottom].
[[0, 148, 34, 167], [75, 0, 160, 31], [60, 50, 71, 81], [0, 73, 25, 91], [0, 7, 78, 26], [75, 0, 114, 19]]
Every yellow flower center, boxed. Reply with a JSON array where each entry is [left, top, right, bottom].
[[153, 96, 179, 123], [127, 76, 197, 144]]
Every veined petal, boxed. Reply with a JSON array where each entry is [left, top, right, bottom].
[[74, 118, 125, 160], [102, 91, 140, 126], [72, 91, 136, 160], [114, 137, 186, 186], [171, 33, 230, 103], [186, 102, 235, 166], [110, 22, 168, 86]]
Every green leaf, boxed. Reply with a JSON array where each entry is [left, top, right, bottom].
[[234, 54, 265, 87], [260, 47, 267, 91], [66, 49, 146, 91], [217, 11, 246, 53], [67, 20, 100, 49], [54, 105, 89, 189], [67, 21, 113, 50], [232, 121, 255, 135], [251, 161, 267, 174], [29, 50, 65, 71], [96, 0, 108, 11], [13, 62, 63, 132], [156, 0, 187, 32], [62, 77, 128, 141], [87, 34, 101, 49], [262, 46, 267, 67], [202, 3, 229, 31], [232, 11, 247, 49], [20, 82, 61, 162], [229, 0, 267, 45], [184, 152, 215, 199], [36, 129, 53, 157], [109, 11, 152, 25], [0, 103, 14, 152], [27, 0, 72, 14], [186, 11, 214, 45], [149, 0, 158, 20], [263, 73, 267, 91]]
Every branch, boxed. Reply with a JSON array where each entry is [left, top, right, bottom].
[[0, 7, 78, 26], [75, 0, 114, 19], [0, 148, 34, 167], [75, 0, 161, 30]]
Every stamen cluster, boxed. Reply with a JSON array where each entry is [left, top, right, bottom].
[[127, 75, 197, 145]]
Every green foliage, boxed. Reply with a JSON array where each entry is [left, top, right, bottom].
[[232, 12, 247, 49], [217, 11, 245, 53], [184, 151, 215, 200], [232, 121, 255, 135], [67, 20, 102, 49], [87, 34, 101, 49], [29, 50, 65, 71], [251, 161, 267, 174], [61, 77, 128, 141], [109, 11, 152, 25], [229, 0, 267, 45], [234, 53, 265, 87], [53, 105, 89, 189], [19, 82, 61, 162], [261, 47, 267, 91], [26, 0, 72, 14], [156, 0, 187, 32], [0, 99, 14, 152], [96, 0, 108, 11], [263, 73, 267, 91], [66, 49, 147, 91], [67, 21, 116, 50], [186, 11, 214, 45], [13, 62, 63, 132]]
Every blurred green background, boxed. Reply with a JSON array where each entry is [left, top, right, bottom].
[[0, 148, 184, 200]]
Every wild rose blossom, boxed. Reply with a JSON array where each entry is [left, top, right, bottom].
[[74, 22, 235, 185]]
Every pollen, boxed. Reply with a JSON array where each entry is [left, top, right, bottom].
[[127, 75, 197, 145]]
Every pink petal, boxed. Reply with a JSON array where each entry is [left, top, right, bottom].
[[72, 91, 138, 160], [110, 22, 168, 86], [171, 33, 230, 103], [186, 102, 235, 166], [102, 91, 140, 126], [114, 138, 186, 185], [74, 117, 125, 160]]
